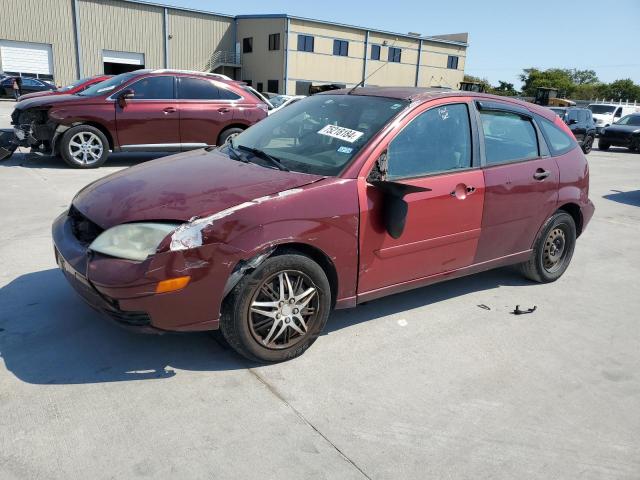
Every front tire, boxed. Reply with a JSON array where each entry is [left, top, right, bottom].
[[598, 141, 610, 151], [218, 127, 244, 146], [518, 211, 576, 283], [220, 251, 331, 363], [581, 135, 594, 154], [60, 125, 109, 168]]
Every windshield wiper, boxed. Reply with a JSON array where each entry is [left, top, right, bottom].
[[236, 144, 289, 171]]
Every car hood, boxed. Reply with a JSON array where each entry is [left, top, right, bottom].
[[72, 148, 325, 229], [15, 93, 93, 110], [19, 91, 59, 100]]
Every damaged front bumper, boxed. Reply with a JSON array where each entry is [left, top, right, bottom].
[[10, 108, 63, 157]]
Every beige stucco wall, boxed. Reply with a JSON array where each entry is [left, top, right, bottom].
[[0, 0, 77, 85], [418, 40, 466, 88], [167, 9, 234, 71], [236, 18, 286, 92], [78, 0, 164, 77]]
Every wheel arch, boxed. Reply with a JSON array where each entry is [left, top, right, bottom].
[[66, 121, 115, 150], [217, 123, 248, 144], [558, 203, 583, 237]]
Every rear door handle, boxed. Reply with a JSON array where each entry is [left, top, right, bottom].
[[533, 169, 550, 180], [217, 107, 230, 113], [163, 107, 177, 114]]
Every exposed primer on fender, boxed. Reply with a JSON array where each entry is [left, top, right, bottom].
[[169, 188, 304, 251]]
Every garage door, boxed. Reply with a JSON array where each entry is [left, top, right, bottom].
[[102, 50, 145, 75], [0, 40, 53, 78]]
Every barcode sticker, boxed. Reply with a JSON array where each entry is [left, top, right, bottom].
[[317, 125, 364, 143]]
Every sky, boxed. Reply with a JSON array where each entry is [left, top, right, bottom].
[[160, 0, 640, 87]]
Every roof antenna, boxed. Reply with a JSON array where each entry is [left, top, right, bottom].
[[348, 39, 398, 94]]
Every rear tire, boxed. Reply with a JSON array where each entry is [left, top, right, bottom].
[[598, 141, 610, 151], [60, 125, 109, 168], [220, 251, 331, 363], [518, 211, 576, 283], [218, 127, 244, 146], [581, 135, 594, 154]]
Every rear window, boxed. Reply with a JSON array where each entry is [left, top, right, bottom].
[[178, 77, 241, 100], [537, 117, 576, 156], [480, 110, 539, 165], [588, 105, 616, 114]]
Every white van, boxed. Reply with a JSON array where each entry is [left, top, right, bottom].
[[588, 103, 640, 134]]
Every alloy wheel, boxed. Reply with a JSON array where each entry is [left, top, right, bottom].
[[68, 131, 104, 165], [248, 270, 318, 349]]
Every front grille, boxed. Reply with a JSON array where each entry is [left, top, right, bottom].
[[68, 205, 103, 245]]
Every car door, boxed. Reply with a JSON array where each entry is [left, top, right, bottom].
[[20, 77, 40, 94], [177, 76, 238, 148], [568, 109, 584, 143], [115, 75, 180, 150], [357, 100, 485, 295], [473, 101, 559, 263]]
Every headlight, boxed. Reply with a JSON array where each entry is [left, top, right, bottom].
[[89, 223, 180, 261]]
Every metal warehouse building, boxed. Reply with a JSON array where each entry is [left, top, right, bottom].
[[0, 0, 468, 94]]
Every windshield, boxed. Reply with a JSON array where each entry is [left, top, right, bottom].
[[614, 115, 640, 126], [77, 72, 138, 96], [59, 77, 94, 92], [588, 105, 616, 115], [550, 108, 566, 118], [227, 94, 408, 176], [270, 95, 290, 108]]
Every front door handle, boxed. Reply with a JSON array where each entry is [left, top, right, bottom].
[[450, 183, 476, 199], [533, 168, 550, 180], [217, 107, 230, 113], [163, 107, 177, 114]]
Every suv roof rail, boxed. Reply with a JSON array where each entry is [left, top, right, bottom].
[[151, 69, 232, 81]]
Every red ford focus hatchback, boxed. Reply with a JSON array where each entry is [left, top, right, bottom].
[[52, 88, 594, 362]]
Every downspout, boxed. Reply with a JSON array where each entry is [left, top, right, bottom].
[[284, 17, 290, 94], [71, 0, 83, 79], [362, 30, 369, 86], [163, 8, 169, 68], [415, 39, 422, 87]]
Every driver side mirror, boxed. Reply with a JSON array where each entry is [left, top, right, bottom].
[[117, 89, 134, 108], [366, 151, 430, 239], [568, 118, 578, 125]]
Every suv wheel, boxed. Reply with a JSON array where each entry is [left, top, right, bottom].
[[220, 251, 331, 363], [60, 125, 109, 168], [598, 141, 610, 151], [218, 127, 244, 146], [518, 211, 576, 283], [581, 135, 594, 154]]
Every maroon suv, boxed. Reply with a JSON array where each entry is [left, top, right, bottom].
[[52, 88, 594, 362], [11, 70, 268, 168]]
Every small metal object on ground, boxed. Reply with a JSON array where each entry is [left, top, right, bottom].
[[477, 304, 491, 310], [512, 305, 537, 315]]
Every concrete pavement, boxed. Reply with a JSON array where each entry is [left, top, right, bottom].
[[1, 101, 639, 479]]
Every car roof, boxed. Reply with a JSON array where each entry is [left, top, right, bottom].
[[321, 87, 557, 121]]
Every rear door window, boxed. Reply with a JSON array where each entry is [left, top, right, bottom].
[[128, 76, 174, 99], [178, 77, 241, 100], [479, 110, 539, 165], [387, 103, 472, 179], [537, 117, 576, 155]]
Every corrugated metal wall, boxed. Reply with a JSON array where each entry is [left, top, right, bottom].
[[167, 9, 234, 71], [78, 0, 164, 76], [0, 0, 77, 85]]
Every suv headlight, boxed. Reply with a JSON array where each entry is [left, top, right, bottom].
[[89, 222, 180, 261]]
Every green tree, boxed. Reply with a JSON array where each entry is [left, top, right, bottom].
[[599, 79, 640, 102], [492, 80, 519, 96], [519, 68, 575, 97], [569, 69, 599, 85]]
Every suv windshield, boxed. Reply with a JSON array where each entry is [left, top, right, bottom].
[[588, 105, 616, 114], [77, 72, 139, 96], [615, 114, 640, 126], [227, 94, 408, 176]]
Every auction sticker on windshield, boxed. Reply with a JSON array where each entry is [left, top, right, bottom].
[[317, 125, 364, 143]]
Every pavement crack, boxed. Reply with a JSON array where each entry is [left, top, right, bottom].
[[247, 368, 372, 480]]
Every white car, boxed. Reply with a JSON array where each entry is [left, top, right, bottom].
[[268, 95, 306, 115], [588, 103, 640, 134]]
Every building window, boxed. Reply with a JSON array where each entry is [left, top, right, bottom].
[[333, 39, 349, 57], [296, 81, 312, 95], [297, 34, 314, 52], [388, 47, 401, 63], [243, 37, 253, 54], [243, 79, 252, 86], [447, 55, 459, 69], [371, 44, 381, 60], [257, 82, 263, 92], [267, 80, 279, 93], [268, 33, 280, 51]]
